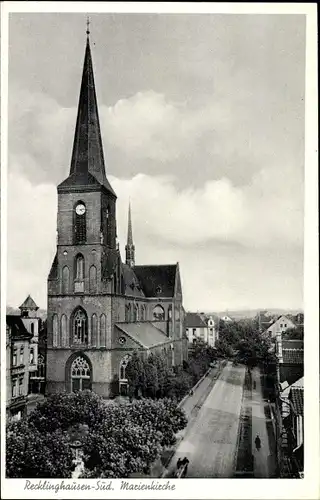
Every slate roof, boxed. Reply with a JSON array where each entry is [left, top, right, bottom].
[[121, 264, 145, 297], [185, 312, 207, 328], [6, 315, 32, 340], [19, 295, 39, 310], [133, 265, 177, 298], [282, 349, 304, 364], [290, 387, 304, 415], [48, 253, 58, 280], [58, 37, 116, 197], [115, 322, 170, 349]]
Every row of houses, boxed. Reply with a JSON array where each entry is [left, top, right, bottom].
[[257, 311, 304, 477], [273, 330, 304, 477], [6, 296, 46, 420]]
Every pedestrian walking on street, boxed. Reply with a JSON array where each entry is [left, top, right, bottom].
[[181, 457, 189, 477], [255, 434, 261, 450]]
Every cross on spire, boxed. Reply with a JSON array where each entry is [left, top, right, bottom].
[[58, 21, 116, 197]]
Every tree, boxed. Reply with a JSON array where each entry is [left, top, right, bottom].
[[283, 326, 304, 340], [150, 353, 170, 397], [143, 360, 159, 398], [7, 391, 188, 479], [126, 352, 145, 398], [165, 367, 193, 400], [215, 338, 233, 358], [81, 399, 187, 478], [28, 390, 106, 433], [6, 420, 74, 478]]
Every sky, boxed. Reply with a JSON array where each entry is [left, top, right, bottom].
[[6, 12, 305, 312]]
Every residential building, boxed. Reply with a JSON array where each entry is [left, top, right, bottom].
[[18, 295, 45, 397], [272, 330, 304, 478], [6, 316, 32, 420], [274, 377, 304, 478], [275, 335, 304, 386], [263, 315, 297, 339], [185, 312, 218, 347], [46, 31, 188, 398]]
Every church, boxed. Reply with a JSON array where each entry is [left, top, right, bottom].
[[46, 30, 188, 398]]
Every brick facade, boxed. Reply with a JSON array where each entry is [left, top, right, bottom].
[[46, 34, 188, 399]]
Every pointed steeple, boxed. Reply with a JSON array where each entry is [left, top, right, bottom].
[[59, 27, 116, 196], [125, 202, 135, 267], [127, 202, 133, 246]]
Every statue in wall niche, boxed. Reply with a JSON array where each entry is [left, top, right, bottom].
[[100, 231, 104, 244]]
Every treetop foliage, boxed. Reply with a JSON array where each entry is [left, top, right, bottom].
[[7, 391, 187, 479]]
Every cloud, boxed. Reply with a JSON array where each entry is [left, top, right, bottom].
[[9, 85, 75, 184], [7, 171, 57, 308], [10, 84, 304, 196], [112, 165, 303, 250], [102, 90, 229, 163], [7, 164, 303, 310]]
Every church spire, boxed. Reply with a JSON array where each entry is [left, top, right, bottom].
[[125, 202, 135, 267], [62, 23, 116, 196]]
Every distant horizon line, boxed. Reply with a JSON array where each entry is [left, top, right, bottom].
[[6, 304, 304, 314]]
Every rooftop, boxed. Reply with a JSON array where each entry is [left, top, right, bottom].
[[115, 322, 170, 349], [133, 265, 177, 298], [185, 312, 207, 328], [290, 387, 304, 416]]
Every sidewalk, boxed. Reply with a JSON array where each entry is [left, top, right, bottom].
[[251, 367, 277, 478], [149, 360, 226, 478]]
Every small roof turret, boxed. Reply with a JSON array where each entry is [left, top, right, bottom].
[[19, 294, 39, 312]]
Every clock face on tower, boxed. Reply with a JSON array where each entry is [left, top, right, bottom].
[[75, 203, 86, 216]]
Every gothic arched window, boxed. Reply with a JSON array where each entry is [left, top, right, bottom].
[[119, 355, 131, 382], [61, 314, 67, 347], [71, 355, 91, 392], [52, 314, 58, 347], [62, 266, 70, 294], [100, 314, 106, 347], [75, 254, 84, 280], [74, 255, 85, 293], [140, 304, 145, 321], [170, 343, 175, 367], [37, 354, 45, 378], [91, 314, 97, 346], [72, 308, 88, 344], [89, 265, 97, 293], [175, 307, 181, 321], [153, 305, 165, 321], [125, 304, 130, 322], [106, 205, 110, 246], [133, 304, 138, 322], [74, 202, 86, 244]]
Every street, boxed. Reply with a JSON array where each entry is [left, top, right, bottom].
[[251, 367, 278, 477], [164, 361, 246, 478]]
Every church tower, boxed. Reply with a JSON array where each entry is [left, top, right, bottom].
[[47, 27, 122, 396], [125, 203, 135, 268]]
